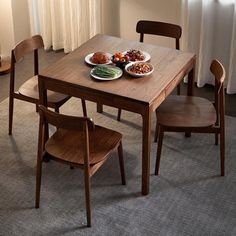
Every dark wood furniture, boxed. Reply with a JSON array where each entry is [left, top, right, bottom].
[[8, 35, 87, 135], [36, 105, 126, 227], [117, 20, 182, 121], [155, 59, 225, 176], [0, 56, 11, 75], [38, 34, 196, 195]]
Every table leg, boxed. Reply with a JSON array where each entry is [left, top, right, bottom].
[[186, 62, 196, 137], [97, 103, 103, 113], [142, 108, 152, 195], [38, 78, 49, 142], [187, 62, 195, 96]]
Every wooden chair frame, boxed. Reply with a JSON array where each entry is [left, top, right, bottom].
[[117, 20, 182, 121], [36, 105, 126, 227], [155, 59, 225, 176], [8, 35, 87, 135]]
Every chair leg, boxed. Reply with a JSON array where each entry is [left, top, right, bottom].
[[36, 119, 45, 208], [117, 109, 122, 121], [35, 154, 43, 208], [220, 130, 225, 176], [185, 132, 191, 137], [8, 96, 14, 135], [97, 103, 103, 113], [177, 83, 181, 95], [215, 133, 219, 145], [215, 118, 219, 145], [117, 141, 126, 185], [155, 126, 164, 175], [55, 107, 59, 113], [81, 99, 87, 117], [84, 169, 91, 227], [154, 121, 159, 143]]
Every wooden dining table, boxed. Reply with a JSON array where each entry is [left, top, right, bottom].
[[38, 34, 196, 195]]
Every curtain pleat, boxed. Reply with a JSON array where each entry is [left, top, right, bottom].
[[227, 3, 236, 93], [182, 0, 236, 94], [37, 0, 101, 53]]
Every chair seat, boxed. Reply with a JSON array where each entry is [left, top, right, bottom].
[[18, 76, 69, 104], [45, 125, 122, 165], [156, 95, 217, 128]]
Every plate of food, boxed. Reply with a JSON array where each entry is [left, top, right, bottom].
[[125, 62, 154, 77], [85, 52, 112, 66], [111, 52, 130, 69], [123, 49, 151, 62], [90, 65, 123, 81]]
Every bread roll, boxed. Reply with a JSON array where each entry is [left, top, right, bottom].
[[91, 52, 110, 64]]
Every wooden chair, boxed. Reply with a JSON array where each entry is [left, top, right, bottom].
[[35, 105, 126, 227], [117, 20, 182, 121], [8, 35, 87, 135], [154, 59, 225, 176]]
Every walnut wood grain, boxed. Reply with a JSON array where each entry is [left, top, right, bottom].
[[155, 59, 225, 177], [36, 105, 126, 227], [136, 20, 182, 46], [118, 20, 182, 121], [45, 126, 122, 165], [8, 35, 75, 135], [156, 96, 217, 127], [38, 34, 196, 195]]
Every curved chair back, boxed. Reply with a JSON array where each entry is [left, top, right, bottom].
[[136, 20, 182, 49], [210, 59, 226, 132]]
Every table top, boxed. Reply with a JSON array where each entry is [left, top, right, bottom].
[[40, 34, 195, 108]]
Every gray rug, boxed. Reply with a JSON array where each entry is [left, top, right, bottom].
[[0, 98, 235, 236]]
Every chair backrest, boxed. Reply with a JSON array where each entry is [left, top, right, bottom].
[[136, 20, 182, 49], [210, 59, 225, 128], [38, 105, 95, 165], [13, 35, 44, 62], [11, 35, 44, 76], [38, 105, 94, 131]]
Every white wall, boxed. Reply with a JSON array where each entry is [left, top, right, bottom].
[[101, 0, 120, 36], [11, 0, 31, 44], [102, 0, 181, 48], [0, 0, 31, 57], [0, 0, 15, 58]]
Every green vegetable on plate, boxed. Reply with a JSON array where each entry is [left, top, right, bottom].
[[92, 65, 121, 78]]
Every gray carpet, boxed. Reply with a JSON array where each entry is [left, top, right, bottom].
[[0, 97, 235, 236]]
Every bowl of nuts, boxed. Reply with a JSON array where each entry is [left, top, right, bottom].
[[125, 62, 154, 77]]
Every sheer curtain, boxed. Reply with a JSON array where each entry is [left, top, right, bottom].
[[28, 0, 101, 53], [182, 0, 236, 94]]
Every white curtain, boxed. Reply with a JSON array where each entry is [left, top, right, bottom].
[[182, 0, 236, 94], [29, 0, 101, 53]]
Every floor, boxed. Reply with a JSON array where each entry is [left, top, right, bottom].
[[0, 49, 235, 117]]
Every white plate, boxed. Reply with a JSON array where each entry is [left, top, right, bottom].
[[123, 50, 151, 62], [125, 62, 154, 77], [90, 66, 123, 81], [85, 53, 112, 66]]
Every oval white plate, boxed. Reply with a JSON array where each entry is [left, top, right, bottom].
[[125, 62, 154, 77], [90, 66, 123, 81], [85, 53, 112, 66], [123, 50, 151, 62]]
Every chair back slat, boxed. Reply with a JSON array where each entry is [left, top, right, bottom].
[[136, 20, 182, 48], [38, 105, 95, 131], [210, 60, 225, 86], [210, 59, 225, 98], [210, 59, 225, 128], [13, 35, 44, 62]]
